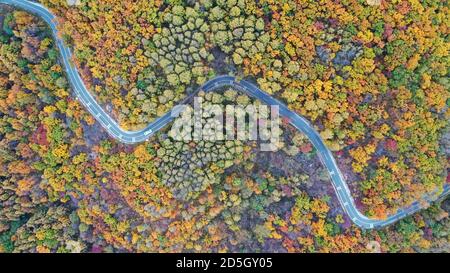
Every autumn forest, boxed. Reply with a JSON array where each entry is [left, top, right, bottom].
[[0, 0, 449, 253]]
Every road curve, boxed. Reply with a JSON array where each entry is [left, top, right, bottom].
[[2, 0, 448, 229]]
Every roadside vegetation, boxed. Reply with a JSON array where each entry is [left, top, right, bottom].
[[0, 0, 448, 252]]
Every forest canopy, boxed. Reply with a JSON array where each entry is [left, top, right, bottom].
[[0, 0, 449, 253]]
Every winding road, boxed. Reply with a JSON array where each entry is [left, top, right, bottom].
[[1, 0, 449, 229]]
